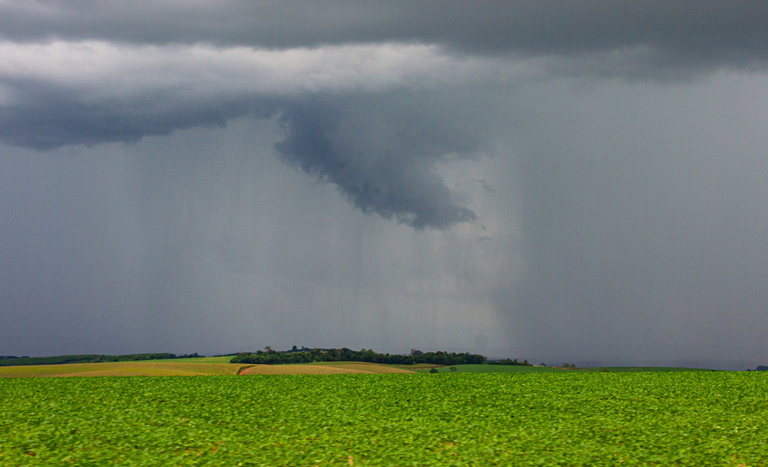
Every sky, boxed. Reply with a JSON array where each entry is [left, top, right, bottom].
[[1, 1, 767, 369]]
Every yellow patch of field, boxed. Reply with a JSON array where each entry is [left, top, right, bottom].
[[240, 362, 415, 375], [149, 356, 236, 363], [0, 361, 245, 378]]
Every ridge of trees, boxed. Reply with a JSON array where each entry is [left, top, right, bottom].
[[230, 347, 531, 366], [0, 353, 201, 367], [487, 358, 532, 366]]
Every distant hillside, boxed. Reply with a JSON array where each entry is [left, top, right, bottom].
[[0, 353, 201, 367]]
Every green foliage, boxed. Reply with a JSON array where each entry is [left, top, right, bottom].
[[1, 373, 767, 465], [0, 353, 199, 367], [429, 368, 439, 373], [230, 348, 485, 366], [487, 358, 532, 366]]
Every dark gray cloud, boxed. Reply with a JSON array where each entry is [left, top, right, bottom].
[[0, 38, 493, 229], [1, 1, 766, 228], [274, 97, 478, 229], [0, 82, 277, 149], [0, 1, 762, 56], [0, 79, 482, 228], [1, 1, 767, 73]]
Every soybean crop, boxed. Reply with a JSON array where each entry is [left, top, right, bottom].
[[1, 372, 767, 465]]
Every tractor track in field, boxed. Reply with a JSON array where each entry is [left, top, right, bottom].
[[236, 365, 255, 375]]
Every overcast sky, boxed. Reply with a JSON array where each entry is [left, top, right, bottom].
[[2, 1, 767, 369]]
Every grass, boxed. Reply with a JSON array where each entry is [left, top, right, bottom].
[[580, 366, 716, 372], [388, 363, 448, 370], [415, 364, 718, 374], [414, 364, 568, 373], [1, 372, 766, 465]]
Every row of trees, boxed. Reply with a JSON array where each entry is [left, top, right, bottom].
[[0, 353, 201, 367], [487, 358, 532, 366], [230, 348, 486, 366]]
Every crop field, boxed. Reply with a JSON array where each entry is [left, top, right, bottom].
[[240, 362, 414, 375], [414, 364, 567, 373], [0, 361, 247, 378], [0, 361, 416, 378], [147, 356, 238, 364], [413, 365, 716, 374], [2, 372, 767, 466]]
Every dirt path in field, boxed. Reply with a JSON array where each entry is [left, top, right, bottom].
[[236, 365, 255, 375]]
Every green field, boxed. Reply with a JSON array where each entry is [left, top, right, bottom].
[[413, 364, 713, 373], [414, 365, 716, 374], [414, 364, 567, 373], [2, 372, 767, 465]]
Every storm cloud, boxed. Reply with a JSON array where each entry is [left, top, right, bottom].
[[2, 1, 767, 66], [0, 39, 510, 226], [274, 96, 481, 229], [1, 1, 768, 367], [2, 2, 768, 226]]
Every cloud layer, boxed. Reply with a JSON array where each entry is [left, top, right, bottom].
[[2, 1, 767, 65], [0, 41, 509, 147], [2, 1, 767, 227], [0, 40, 511, 226]]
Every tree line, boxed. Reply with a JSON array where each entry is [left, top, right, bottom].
[[487, 358, 532, 366], [229, 347, 521, 366], [0, 353, 201, 367]]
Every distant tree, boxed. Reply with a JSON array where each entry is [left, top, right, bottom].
[[0, 353, 176, 367], [411, 349, 423, 356], [429, 368, 439, 373], [450, 367, 457, 372]]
